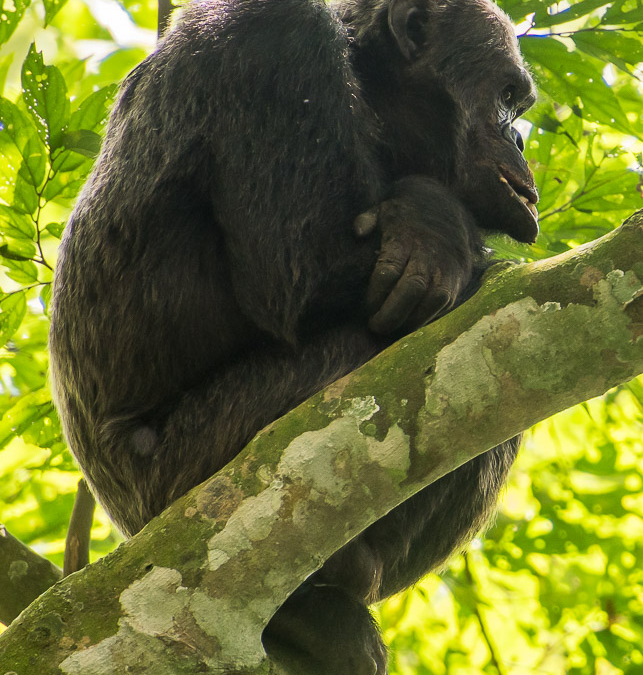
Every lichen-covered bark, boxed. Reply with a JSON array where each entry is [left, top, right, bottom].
[[0, 526, 62, 625], [0, 214, 641, 674]]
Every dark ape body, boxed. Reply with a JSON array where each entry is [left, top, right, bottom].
[[50, 0, 538, 672]]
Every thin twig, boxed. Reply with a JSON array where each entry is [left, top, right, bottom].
[[464, 553, 508, 675], [63, 479, 96, 577]]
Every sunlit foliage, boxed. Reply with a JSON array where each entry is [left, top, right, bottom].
[[0, 0, 641, 671]]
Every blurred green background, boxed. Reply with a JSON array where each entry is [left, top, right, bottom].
[[0, 0, 641, 672]]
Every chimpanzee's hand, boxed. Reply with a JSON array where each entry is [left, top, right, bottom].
[[355, 176, 481, 335]]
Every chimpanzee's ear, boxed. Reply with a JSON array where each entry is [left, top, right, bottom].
[[388, 0, 429, 61]]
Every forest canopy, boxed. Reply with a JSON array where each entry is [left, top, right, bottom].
[[0, 0, 641, 673]]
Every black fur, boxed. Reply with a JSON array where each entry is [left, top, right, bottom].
[[50, 0, 537, 672]]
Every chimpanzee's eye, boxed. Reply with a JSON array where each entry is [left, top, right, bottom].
[[502, 85, 516, 107]]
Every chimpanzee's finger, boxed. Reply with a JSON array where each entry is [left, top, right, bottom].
[[366, 237, 410, 315], [368, 252, 430, 334]]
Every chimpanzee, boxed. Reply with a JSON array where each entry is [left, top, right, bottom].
[[49, 0, 538, 672]]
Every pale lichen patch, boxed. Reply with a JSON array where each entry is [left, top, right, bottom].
[[207, 487, 283, 570], [8, 559, 28, 581], [60, 568, 195, 674], [120, 567, 189, 637], [60, 565, 269, 674], [189, 591, 267, 668], [600, 269, 642, 306], [423, 266, 642, 454], [344, 395, 380, 422], [425, 297, 552, 421], [365, 424, 410, 474], [277, 419, 356, 500], [60, 624, 184, 675]]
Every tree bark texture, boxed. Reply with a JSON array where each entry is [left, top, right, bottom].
[[0, 526, 62, 626], [0, 213, 641, 674]]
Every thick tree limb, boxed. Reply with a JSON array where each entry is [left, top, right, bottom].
[[1, 478, 96, 622], [0, 525, 62, 626], [0, 213, 640, 674]]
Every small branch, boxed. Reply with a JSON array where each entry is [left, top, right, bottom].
[[0, 282, 48, 302], [552, 26, 641, 37], [0, 525, 62, 626], [33, 200, 52, 270], [63, 479, 96, 577], [158, 0, 174, 39], [464, 553, 508, 675]]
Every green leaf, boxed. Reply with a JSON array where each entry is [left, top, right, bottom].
[[58, 59, 87, 89], [0, 388, 53, 450], [13, 168, 39, 215], [69, 84, 116, 133], [19, 132, 47, 188], [527, 129, 577, 213], [500, 0, 547, 24], [98, 48, 148, 83], [0, 240, 36, 261], [119, 0, 158, 30], [45, 85, 114, 186], [532, 0, 610, 28], [50, 148, 89, 174], [572, 170, 640, 212], [40, 282, 52, 315], [572, 31, 643, 77], [0, 0, 31, 46], [0, 96, 39, 153], [520, 36, 634, 135], [602, 0, 643, 25], [0, 54, 13, 93], [2, 257, 39, 284], [60, 129, 102, 158], [0, 291, 27, 348], [43, 0, 68, 26], [559, 105, 583, 145], [582, 133, 599, 184], [21, 44, 70, 150], [22, 399, 60, 448], [0, 98, 48, 212], [45, 222, 64, 238], [0, 204, 36, 239], [1, 350, 48, 394], [42, 170, 88, 202], [527, 108, 562, 134]]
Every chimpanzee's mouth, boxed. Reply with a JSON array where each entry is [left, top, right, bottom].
[[498, 168, 539, 222]]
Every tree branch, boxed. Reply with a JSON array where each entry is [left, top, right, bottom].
[[63, 479, 96, 578], [0, 213, 640, 674], [0, 525, 62, 626], [158, 0, 174, 38], [1, 478, 96, 623]]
